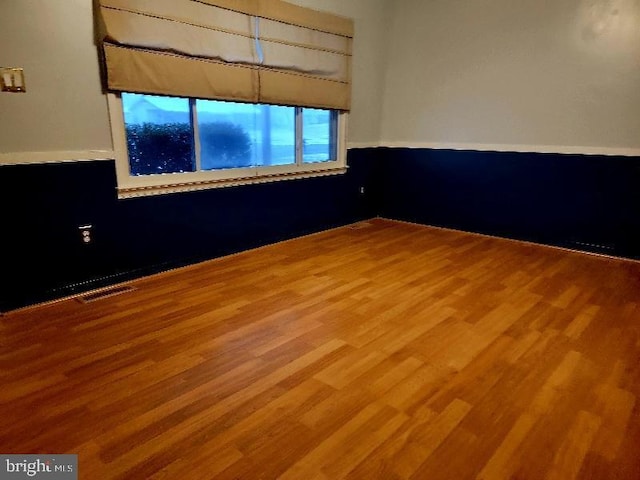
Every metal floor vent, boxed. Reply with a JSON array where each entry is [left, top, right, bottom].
[[77, 285, 136, 304], [349, 222, 373, 230]]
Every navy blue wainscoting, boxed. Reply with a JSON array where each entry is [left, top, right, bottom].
[[3, 146, 639, 311], [0, 149, 379, 312], [378, 148, 640, 259]]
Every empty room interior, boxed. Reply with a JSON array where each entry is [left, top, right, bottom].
[[2, 0, 640, 478]]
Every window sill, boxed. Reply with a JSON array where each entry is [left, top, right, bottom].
[[117, 166, 348, 199]]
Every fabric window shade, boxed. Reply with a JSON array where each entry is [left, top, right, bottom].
[[97, 0, 353, 110]]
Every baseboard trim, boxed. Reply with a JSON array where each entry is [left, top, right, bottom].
[[381, 217, 640, 265], [1, 218, 375, 315]]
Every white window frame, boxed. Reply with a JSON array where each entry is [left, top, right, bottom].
[[107, 93, 348, 198]]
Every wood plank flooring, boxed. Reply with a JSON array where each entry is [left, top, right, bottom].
[[1, 218, 640, 479]]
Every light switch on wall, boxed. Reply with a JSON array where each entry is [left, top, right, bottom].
[[1, 68, 26, 93]]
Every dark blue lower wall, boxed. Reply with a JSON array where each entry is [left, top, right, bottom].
[[378, 148, 640, 259], [3, 146, 639, 311], [1, 149, 380, 312]]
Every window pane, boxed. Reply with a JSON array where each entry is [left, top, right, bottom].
[[262, 105, 296, 166], [303, 108, 336, 163], [122, 93, 195, 175], [197, 100, 295, 170]]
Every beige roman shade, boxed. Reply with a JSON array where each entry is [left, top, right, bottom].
[[97, 0, 353, 110]]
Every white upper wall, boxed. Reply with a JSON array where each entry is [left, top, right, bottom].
[[3, 0, 638, 156], [0, 0, 391, 155], [380, 0, 640, 152], [0, 0, 113, 154], [288, 0, 392, 145]]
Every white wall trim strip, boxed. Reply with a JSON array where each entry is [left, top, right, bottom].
[[349, 141, 640, 157], [2, 142, 639, 165], [347, 141, 379, 149], [0, 150, 115, 166]]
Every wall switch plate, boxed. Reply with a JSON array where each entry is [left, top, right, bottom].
[[1, 67, 26, 93]]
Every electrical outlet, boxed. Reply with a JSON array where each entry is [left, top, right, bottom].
[[359, 186, 365, 194], [78, 224, 93, 244]]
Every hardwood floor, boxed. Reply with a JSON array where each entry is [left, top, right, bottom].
[[2, 218, 639, 479]]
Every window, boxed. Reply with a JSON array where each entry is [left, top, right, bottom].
[[98, 0, 353, 198], [122, 94, 195, 176], [109, 93, 347, 198], [194, 99, 296, 170], [303, 108, 338, 164]]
